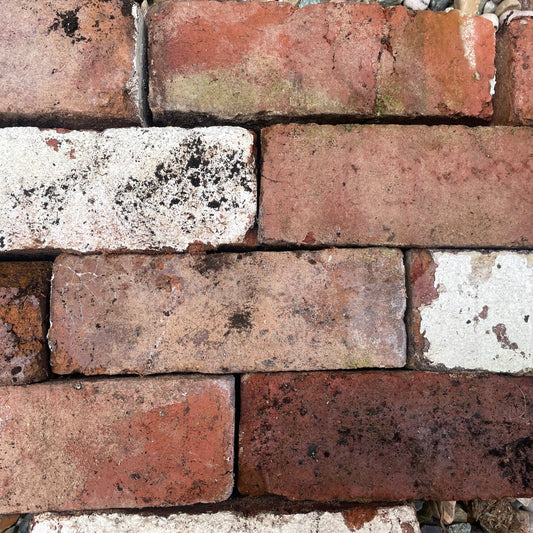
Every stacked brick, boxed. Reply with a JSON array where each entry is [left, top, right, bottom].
[[0, 0, 532, 530]]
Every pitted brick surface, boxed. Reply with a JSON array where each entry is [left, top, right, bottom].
[[0, 127, 256, 253], [239, 371, 533, 501], [259, 124, 533, 248], [148, 2, 494, 124], [0, 0, 140, 128], [49, 249, 405, 375], [0, 375, 234, 513], [0, 263, 51, 385]]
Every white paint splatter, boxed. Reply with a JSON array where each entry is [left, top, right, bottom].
[[419, 251, 533, 373], [459, 16, 478, 73]]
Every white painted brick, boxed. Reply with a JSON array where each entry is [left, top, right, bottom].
[[410, 251, 533, 373], [30, 505, 420, 532], [0, 127, 256, 253]]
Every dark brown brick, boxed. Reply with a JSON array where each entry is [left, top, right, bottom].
[[0, 262, 51, 385], [239, 371, 533, 501]]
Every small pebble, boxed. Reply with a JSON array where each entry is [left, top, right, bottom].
[[454, 504, 470, 524], [377, 0, 404, 6], [483, 1, 498, 12], [501, 8, 533, 21], [404, 0, 430, 9], [414, 500, 425, 511], [429, 0, 451, 10], [481, 13, 500, 29], [454, 0, 482, 13], [448, 524, 472, 533], [495, 0, 521, 15], [297, 0, 325, 7], [421, 525, 445, 533]]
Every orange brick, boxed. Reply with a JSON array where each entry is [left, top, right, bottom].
[[0, 375, 234, 513], [0, 263, 51, 385], [148, 3, 494, 124]]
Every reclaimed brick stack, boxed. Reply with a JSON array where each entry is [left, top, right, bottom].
[[0, 0, 532, 531]]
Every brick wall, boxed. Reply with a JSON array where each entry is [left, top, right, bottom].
[[0, 0, 532, 531]]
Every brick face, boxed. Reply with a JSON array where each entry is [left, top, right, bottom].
[[0, 0, 140, 128], [0, 127, 256, 253], [494, 18, 533, 125], [0, 262, 51, 385], [147, 3, 494, 124], [49, 249, 405, 375], [407, 250, 533, 374], [259, 124, 533, 248], [0, 375, 234, 513], [239, 371, 533, 501]]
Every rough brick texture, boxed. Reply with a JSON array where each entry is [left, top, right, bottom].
[[407, 250, 533, 374], [148, 3, 494, 124], [0, 127, 256, 253], [0, 0, 140, 128], [29, 504, 420, 532], [48, 249, 405, 375], [259, 124, 533, 248], [239, 371, 533, 501], [494, 17, 533, 125], [0, 375, 234, 513], [0, 263, 51, 385]]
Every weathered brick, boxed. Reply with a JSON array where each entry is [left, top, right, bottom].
[[239, 371, 533, 501], [0, 375, 234, 513], [407, 250, 533, 374], [147, 3, 494, 124], [494, 17, 533, 125], [259, 124, 533, 248], [48, 249, 405, 375], [0, 127, 256, 253], [0, 263, 51, 385], [29, 504, 420, 532], [0, 0, 141, 128]]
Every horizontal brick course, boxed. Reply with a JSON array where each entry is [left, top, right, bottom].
[[494, 17, 533, 125], [0, 0, 140, 128], [48, 249, 405, 375], [29, 504, 420, 532], [259, 124, 533, 248], [239, 371, 533, 501], [407, 250, 533, 373], [148, 3, 494, 124], [0, 127, 256, 253], [0, 263, 51, 385], [0, 375, 234, 513]]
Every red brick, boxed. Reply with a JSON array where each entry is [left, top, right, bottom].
[[494, 18, 533, 125], [0, 263, 51, 385], [147, 3, 494, 124], [238, 371, 533, 501], [259, 124, 533, 248], [48, 249, 405, 375], [0, 375, 234, 513], [0, 0, 140, 128]]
